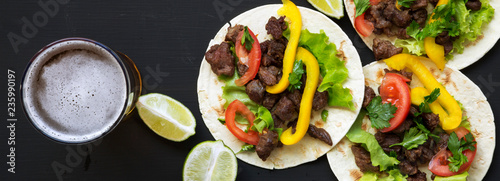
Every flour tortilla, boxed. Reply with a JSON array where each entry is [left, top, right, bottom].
[[344, 0, 500, 70], [326, 59, 495, 180], [197, 5, 364, 169]]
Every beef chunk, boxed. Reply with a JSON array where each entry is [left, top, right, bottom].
[[272, 114, 284, 129], [367, 1, 393, 30], [263, 93, 281, 110], [429, 0, 439, 5], [399, 160, 418, 175], [466, 0, 482, 11], [421, 112, 440, 131], [409, 105, 420, 117], [384, 68, 413, 82], [384, 2, 412, 27], [435, 31, 454, 55], [391, 118, 414, 134], [266, 16, 287, 40], [260, 40, 270, 54], [373, 38, 403, 60], [258, 66, 280, 86], [312, 91, 329, 111], [407, 170, 427, 181], [419, 139, 435, 163], [256, 130, 279, 161], [225, 24, 244, 43], [261, 54, 274, 67], [205, 42, 235, 77], [397, 28, 412, 39], [237, 61, 248, 76], [375, 132, 402, 154], [308, 125, 333, 146], [274, 96, 296, 121], [287, 119, 298, 134], [404, 146, 423, 163], [363, 86, 376, 108], [266, 40, 286, 66], [435, 133, 450, 153], [287, 89, 302, 111], [352, 145, 380, 172], [412, 9, 428, 26], [410, 0, 428, 10], [246, 80, 265, 104]]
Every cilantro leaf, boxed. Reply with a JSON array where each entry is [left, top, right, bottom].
[[414, 117, 440, 140], [447, 132, 477, 172], [398, 0, 416, 8], [448, 132, 461, 156], [321, 110, 329, 122], [415, 88, 440, 117], [288, 60, 305, 91], [237, 144, 255, 154], [241, 26, 254, 51], [390, 127, 428, 149], [461, 133, 477, 152], [366, 96, 397, 129], [354, 0, 371, 17]]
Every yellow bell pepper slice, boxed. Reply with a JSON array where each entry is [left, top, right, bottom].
[[411, 87, 448, 121], [280, 47, 319, 145], [266, 0, 302, 94], [424, 0, 449, 70], [384, 54, 462, 131]]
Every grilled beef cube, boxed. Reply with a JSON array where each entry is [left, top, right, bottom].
[[466, 0, 482, 11], [225, 24, 244, 44], [384, 68, 413, 82], [260, 40, 269, 54], [307, 125, 333, 146], [256, 130, 279, 161], [407, 170, 427, 181], [383, 1, 412, 27], [399, 160, 418, 175], [412, 9, 428, 26], [237, 61, 248, 76], [373, 38, 403, 61], [246, 80, 265, 104], [287, 89, 302, 111], [258, 66, 280, 86], [363, 86, 376, 108], [262, 93, 281, 110], [352, 145, 380, 172], [375, 132, 402, 154], [419, 140, 436, 164], [434, 133, 450, 154], [391, 118, 414, 134], [272, 113, 284, 129], [397, 28, 412, 39], [312, 91, 329, 111], [366, 1, 393, 30], [404, 146, 423, 163], [421, 112, 440, 131], [410, 0, 428, 10], [409, 105, 420, 117], [266, 40, 286, 66], [287, 119, 298, 134], [205, 42, 235, 77], [435, 31, 454, 55], [273, 96, 297, 121], [261, 54, 274, 67], [265, 16, 287, 40]]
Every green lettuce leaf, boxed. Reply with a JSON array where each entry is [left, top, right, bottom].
[[346, 110, 400, 171], [378, 169, 408, 181], [359, 172, 378, 181], [395, 38, 425, 56], [434, 171, 468, 181]]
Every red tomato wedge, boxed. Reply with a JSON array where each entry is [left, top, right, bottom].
[[379, 73, 411, 132], [429, 127, 477, 176], [234, 28, 261, 86], [354, 13, 374, 37], [225, 99, 260, 145]]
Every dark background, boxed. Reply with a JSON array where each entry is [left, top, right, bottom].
[[0, 0, 498, 180]]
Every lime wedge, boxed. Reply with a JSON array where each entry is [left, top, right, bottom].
[[183, 140, 237, 181], [308, 0, 344, 19], [137, 93, 196, 141]]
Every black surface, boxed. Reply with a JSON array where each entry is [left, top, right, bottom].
[[0, 0, 498, 180]]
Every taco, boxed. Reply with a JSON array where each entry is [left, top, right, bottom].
[[326, 56, 495, 180], [344, 0, 499, 69], [197, 1, 364, 169]]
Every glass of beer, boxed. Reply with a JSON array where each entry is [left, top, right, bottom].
[[20, 37, 142, 144]]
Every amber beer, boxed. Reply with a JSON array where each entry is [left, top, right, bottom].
[[21, 38, 141, 144]]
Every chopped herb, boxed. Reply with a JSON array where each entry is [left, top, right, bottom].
[[288, 60, 305, 91], [321, 110, 329, 122], [366, 96, 397, 129], [398, 0, 416, 8], [237, 144, 255, 154], [415, 88, 440, 117], [390, 127, 428, 149], [414, 117, 440, 140], [241, 26, 254, 51], [447, 132, 477, 172], [354, 0, 371, 17], [406, 21, 420, 39], [218, 118, 226, 124]]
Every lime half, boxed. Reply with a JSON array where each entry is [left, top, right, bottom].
[[308, 0, 344, 19], [137, 93, 196, 141], [183, 140, 238, 181]]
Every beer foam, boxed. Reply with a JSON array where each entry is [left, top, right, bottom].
[[23, 40, 127, 143]]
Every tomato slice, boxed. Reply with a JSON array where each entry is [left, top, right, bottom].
[[225, 99, 260, 145], [354, 13, 374, 37], [234, 28, 261, 86], [429, 127, 477, 176], [379, 73, 411, 132]]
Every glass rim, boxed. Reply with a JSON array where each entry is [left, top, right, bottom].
[[20, 37, 133, 145]]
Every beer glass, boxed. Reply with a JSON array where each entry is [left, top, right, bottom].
[[20, 37, 142, 144]]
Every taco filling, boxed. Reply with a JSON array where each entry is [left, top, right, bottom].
[[203, 0, 355, 162], [346, 54, 481, 180]]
